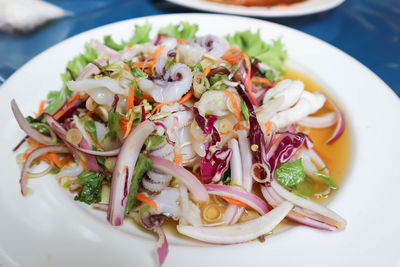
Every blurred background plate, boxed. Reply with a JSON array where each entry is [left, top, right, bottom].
[[165, 0, 345, 17]]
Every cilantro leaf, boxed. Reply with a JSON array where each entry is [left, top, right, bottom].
[[145, 135, 166, 151], [275, 159, 306, 187], [125, 154, 153, 214], [158, 22, 199, 40], [74, 171, 104, 205]]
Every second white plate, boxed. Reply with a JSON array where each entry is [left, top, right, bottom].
[[166, 0, 345, 17]]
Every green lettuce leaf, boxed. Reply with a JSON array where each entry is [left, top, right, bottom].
[[275, 159, 305, 187], [158, 22, 199, 40], [74, 170, 104, 205], [104, 22, 152, 51], [125, 153, 153, 214], [225, 29, 287, 75], [44, 43, 98, 114]]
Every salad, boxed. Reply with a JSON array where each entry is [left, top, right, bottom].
[[12, 22, 347, 265]]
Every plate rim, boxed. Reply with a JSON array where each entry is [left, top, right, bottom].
[[1, 12, 400, 267]]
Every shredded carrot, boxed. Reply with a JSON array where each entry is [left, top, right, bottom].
[[252, 76, 273, 87], [203, 66, 211, 76], [126, 84, 135, 113], [176, 38, 185, 44], [77, 187, 83, 195], [47, 152, 62, 168], [85, 111, 92, 118], [119, 117, 128, 133], [150, 89, 193, 115], [220, 195, 250, 208], [223, 90, 241, 129], [222, 47, 243, 64], [136, 192, 159, 213], [123, 64, 132, 73], [124, 112, 135, 138], [265, 121, 272, 135], [223, 48, 258, 106], [23, 153, 29, 159], [242, 53, 258, 106], [37, 100, 45, 116], [54, 93, 81, 120], [148, 46, 165, 59], [27, 138, 39, 149], [57, 179, 61, 184], [177, 89, 194, 104], [174, 150, 182, 165], [295, 147, 303, 159], [150, 103, 165, 115], [289, 210, 306, 219], [79, 157, 88, 169], [59, 155, 73, 166], [272, 136, 279, 145], [127, 45, 133, 50]]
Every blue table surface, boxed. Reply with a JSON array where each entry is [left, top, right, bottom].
[[0, 0, 399, 97]]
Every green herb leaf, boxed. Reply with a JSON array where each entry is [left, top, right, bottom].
[[132, 67, 148, 78], [158, 22, 199, 40], [314, 169, 337, 188], [125, 154, 153, 214], [144, 135, 166, 151], [293, 176, 314, 198], [80, 116, 98, 143], [240, 100, 250, 120], [275, 159, 306, 187], [74, 170, 104, 205], [190, 62, 203, 74], [165, 59, 175, 71], [222, 168, 231, 185], [107, 110, 121, 142]]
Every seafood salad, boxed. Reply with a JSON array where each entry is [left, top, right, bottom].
[[12, 22, 347, 265]]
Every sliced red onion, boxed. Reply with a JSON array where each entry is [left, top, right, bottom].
[[149, 155, 209, 203], [205, 184, 268, 215], [177, 201, 292, 244], [154, 33, 162, 45], [270, 180, 346, 230], [260, 185, 336, 231], [107, 120, 155, 226], [13, 136, 28, 152], [45, 113, 120, 157], [223, 139, 243, 225], [155, 226, 168, 266], [324, 94, 345, 144], [11, 99, 57, 145], [237, 130, 253, 192], [297, 112, 337, 128], [20, 145, 71, 195]]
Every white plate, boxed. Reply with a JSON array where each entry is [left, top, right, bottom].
[[166, 0, 345, 17], [1, 13, 400, 267]]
